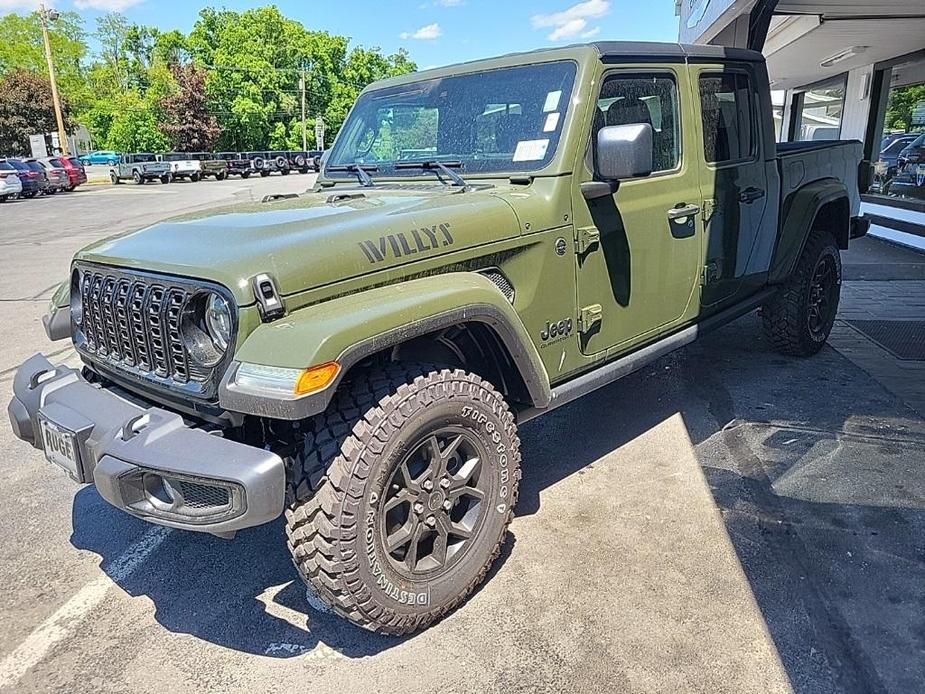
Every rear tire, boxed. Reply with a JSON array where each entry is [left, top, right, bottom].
[[286, 364, 521, 635], [133, 171, 143, 185], [761, 230, 841, 356], [260, 170, 270, 177], [242, 171, 251, 179]]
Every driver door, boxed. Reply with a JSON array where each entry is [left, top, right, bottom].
[[571, 67, 703, 357]]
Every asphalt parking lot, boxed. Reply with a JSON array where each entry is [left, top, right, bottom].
[[1, 179, 924, 693]]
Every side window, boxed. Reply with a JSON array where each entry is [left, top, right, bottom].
[[592, 73, 681, 174], [698, 72, 756, 164]]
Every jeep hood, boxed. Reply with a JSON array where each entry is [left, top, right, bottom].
[[75, 185, 521, 305]]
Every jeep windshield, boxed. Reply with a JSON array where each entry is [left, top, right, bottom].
[[326, 61, 577, 179]]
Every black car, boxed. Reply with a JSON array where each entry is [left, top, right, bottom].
[[896, 132, 925, 172], [218, 152, 253, 179], [870, 134, 920, 194], [5, 158, 47, 198]]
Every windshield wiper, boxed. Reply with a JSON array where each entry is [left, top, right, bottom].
[[327, 163, 377, 187], [394, 160, 467, 187]]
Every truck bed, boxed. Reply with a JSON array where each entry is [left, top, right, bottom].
[[776, 139, 863, 212]]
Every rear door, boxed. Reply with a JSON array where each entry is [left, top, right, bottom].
[[690, 64, 772, 309], [572, 65, 703, 357]]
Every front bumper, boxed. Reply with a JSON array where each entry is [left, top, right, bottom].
[[8, 354, 286, 535]]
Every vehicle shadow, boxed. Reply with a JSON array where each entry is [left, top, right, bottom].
[[70, 313, 925, 684], [69, 485, 517, 659]]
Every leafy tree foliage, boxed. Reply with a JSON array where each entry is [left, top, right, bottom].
[[0, 69, 74, 154], [158, 64, 220, 151], [0, 5, 417, 153], [885, 84, 925, 133]]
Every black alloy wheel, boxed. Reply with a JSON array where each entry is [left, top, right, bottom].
[[380, 428, 489, 578]]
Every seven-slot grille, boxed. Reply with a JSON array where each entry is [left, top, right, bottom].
[[76, 266, 204, 385]]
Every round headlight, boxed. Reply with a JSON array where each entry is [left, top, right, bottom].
[[205, 292, 232, 352]]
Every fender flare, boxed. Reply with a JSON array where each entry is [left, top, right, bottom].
[[219, 273, 551, 420], [769, 178, 850, 284]]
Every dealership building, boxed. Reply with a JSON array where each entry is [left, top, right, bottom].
[[677, 0, 925, 247]]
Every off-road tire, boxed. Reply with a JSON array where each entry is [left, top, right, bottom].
[[761, 230, 842, 356], [241, 171, 251, 179], [110, 172, 119, 185], [286, 364, 521, 635], [132, 171, 143, 185]]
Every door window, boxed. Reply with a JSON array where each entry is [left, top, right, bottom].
[[698, 72, 756, 164], [591, 73, 681, 174]]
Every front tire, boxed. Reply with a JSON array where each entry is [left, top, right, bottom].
[[286, 364, 521, 635], [761, 230, 842, 356]]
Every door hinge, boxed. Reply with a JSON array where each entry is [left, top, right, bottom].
[[578, 304, 603, 333], [702, 198, 717, 223], [702, 262, 720, 285], [574, 226, 600, 256]]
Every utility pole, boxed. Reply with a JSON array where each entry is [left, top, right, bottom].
[[299, 60, 308, 152], [39, 4, 69, 156]]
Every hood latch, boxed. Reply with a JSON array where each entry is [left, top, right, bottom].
[[253, 274, 285, 321]]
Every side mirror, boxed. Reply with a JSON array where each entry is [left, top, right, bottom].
[[597, 123, 653, 181]]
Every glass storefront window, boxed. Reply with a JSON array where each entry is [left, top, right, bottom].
[[792, 78, 846, 142], [867, 54, 925, 208]]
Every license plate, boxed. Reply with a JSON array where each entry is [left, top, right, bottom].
[[39, 417, 83, 482]]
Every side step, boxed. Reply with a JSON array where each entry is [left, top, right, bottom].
[[517, 288, 776, 424]]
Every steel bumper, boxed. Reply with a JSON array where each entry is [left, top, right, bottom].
[[8, 353, 285, 535]]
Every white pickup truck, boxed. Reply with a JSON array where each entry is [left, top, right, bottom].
[[159, 153, 203, 182]]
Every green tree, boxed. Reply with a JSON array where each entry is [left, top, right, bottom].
[[0, 11, 88, 108], [106, 92, 170, 152], [885, 84, 925, 133]]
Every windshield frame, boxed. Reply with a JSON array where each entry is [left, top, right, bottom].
[[325, 59, 579, 182]]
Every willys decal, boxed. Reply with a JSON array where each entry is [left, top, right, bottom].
[[359, 223, 454, 264]]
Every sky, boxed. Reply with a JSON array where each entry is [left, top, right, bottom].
[[0, 0, 682, 68]]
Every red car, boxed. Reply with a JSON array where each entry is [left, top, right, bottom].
[[55, 156, 88, 190]]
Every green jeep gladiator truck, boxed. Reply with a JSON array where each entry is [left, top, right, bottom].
[[8, 42, 868, 635]]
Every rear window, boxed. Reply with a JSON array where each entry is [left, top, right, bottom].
[[0, 162, 14, 171], [7, 160, 26, 170], [67, 157, 82, 166], [49, 158, 64, 167], [698, 72, 757, 164], [25, 161, 44, 171]]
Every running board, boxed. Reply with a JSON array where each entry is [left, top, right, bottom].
[[517, 289, 776, 424]]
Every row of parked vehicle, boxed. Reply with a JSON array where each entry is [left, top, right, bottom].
[[0, 156, 88, 202], [79, 150, 325, 186]]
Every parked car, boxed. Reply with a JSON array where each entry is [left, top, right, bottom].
[[888, 162, 925, 200], [189, 152, 229, 180], [79, 151, 120, 166], [159, 153, 202, 182], [110, 153, 171, 185], [218, 152, 253, 179], [0, 160, 23, 201], [243, 150, 276, 177], [6, 159, 48, 197], [308, 149, 326, 171], [58, 156, 88, 190], [896, 132, 925, 172], [11, 42, 870, 636], [37, 158, 71, 193], [279, 150, 312, 174], [870, 134, 919, 194]]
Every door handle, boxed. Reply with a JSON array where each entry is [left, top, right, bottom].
[[739, 187, 766, 204], [667, 204, 701, 221]]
